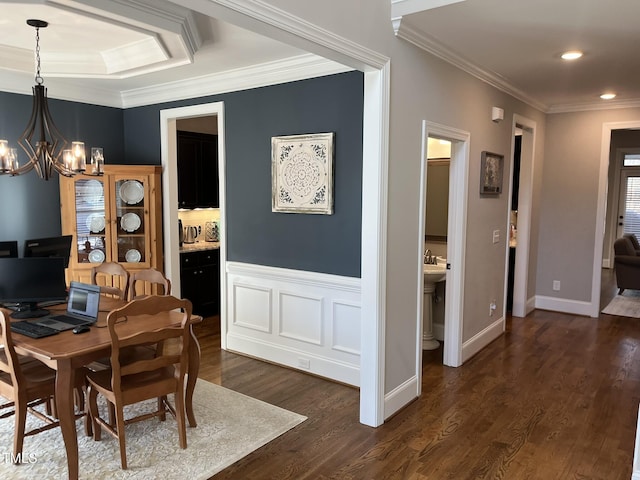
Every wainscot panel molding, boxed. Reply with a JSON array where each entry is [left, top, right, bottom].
[[226, 262, 361, 386]]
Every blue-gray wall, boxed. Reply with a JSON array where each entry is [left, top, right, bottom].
[[0, 71, 364, 277], [0, 91, 123, 254]]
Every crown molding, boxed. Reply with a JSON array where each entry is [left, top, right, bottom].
[[120, 54, 353, 108], [1, 0, 203, 79], [0, 54, 351, 109], [0, 71, 124, 107], [200, 0, 389, 71], [547, 98, 640, 114], [393, 18, 548, 113], [65, 0, 202, 53], [391, 0, 466, 18]]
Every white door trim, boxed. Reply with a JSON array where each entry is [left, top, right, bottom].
[[509, 115, 537, 317], [159, 102, 227, 347], [421, 121, 469, 369], [594, 121, 640, 317], [164, 0, 391, 427]]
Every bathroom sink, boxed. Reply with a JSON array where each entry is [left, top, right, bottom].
[[422, 261, 446, 350], [423, 263, 446, 284]]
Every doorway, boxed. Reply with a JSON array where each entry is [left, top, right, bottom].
[[423, 137, 449, 358], [508, 115, 537, 318], [418, 121, 469, 382], [603, 145, 640, 268], [160, 102, 227, 345], [594, 122, 640, 318]]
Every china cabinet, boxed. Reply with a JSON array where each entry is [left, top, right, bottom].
[[59, 165, 163, 285]]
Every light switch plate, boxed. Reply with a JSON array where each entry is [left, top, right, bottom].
[[492, 229, 500, 244]]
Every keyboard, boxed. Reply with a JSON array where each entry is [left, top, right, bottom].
[[49, 314, 88, 326], [10, 321, 59, 339]]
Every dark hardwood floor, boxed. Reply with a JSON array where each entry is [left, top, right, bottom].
[[195, 268, 639, 479]]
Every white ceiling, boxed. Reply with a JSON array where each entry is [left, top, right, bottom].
[[2, 0, 639, 113], [0, 0, 347, 108], [393, 0, 640, 112]]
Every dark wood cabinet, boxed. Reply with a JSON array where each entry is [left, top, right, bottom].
[[180, 249, 220, 316], [177, 131, 219, 209]]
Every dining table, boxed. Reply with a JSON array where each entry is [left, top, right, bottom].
[[10, 296, 202, 480]]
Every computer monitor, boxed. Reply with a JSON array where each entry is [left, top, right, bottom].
[[0, 257, 68, 319], [24, 235, 72, 268], [0, 241, 18, 258]]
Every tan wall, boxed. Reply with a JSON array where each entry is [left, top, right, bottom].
[[540, 109, 640, 301], [252, 0, 548, 393]]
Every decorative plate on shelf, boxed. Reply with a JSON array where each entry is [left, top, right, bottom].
[[86, 213, 105, 233], [120, 212, 141, 232], [125, 249, 141, 263], [80, 179, 104, 205], [88, 249, 105, 263], [119, 180, 144, 204]]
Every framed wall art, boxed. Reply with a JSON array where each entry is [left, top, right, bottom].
[[272, 132, 335, 214], [480, 151, 504, 195]]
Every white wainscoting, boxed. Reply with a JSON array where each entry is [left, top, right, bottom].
[[225, 262, 361, 386]]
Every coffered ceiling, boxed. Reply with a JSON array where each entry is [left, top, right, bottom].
[[0, 0, 348, 108]]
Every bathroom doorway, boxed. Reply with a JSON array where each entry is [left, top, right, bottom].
[[423, 137, 450, 361], [418, 121, 469, 379]]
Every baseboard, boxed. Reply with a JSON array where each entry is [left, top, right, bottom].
[[384, 375, 418, 420], [462, 316, 504, 362], [526, 296, 536, 315], [226, 332, 360, 386], [535, 295, 594, 317]]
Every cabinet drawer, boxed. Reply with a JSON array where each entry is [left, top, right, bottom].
[[199, 249, 219, 266], [180, 249, 219, 268], [180, 251, 198, 269]]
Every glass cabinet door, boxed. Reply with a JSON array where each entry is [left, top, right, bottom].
[[112, 175, 150, 266], [74, 178, 108, 264]]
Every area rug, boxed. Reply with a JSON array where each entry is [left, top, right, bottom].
[[0, 380, 306, 479], [602, 291, 640, 318]]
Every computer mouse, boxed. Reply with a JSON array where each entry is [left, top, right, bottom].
[[72, 325, 90, 334]]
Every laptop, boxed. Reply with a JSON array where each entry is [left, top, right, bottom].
[[34, 281, 101, 331]]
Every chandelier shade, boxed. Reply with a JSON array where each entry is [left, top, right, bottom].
[[0, 19, 102, 180]]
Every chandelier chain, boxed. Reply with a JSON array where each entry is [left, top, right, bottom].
[[34, 26, 43, 85]]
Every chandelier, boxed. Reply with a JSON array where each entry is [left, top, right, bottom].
[[0, 19, 103, 180]]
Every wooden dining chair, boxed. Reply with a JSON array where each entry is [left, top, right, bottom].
[[91, 262, 130, 300], [127, 267, 171, 300], [86, 295, 194, 470], [0, 309, 87, 460]]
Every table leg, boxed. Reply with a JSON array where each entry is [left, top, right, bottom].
[[186, 324, 201, 427], [56, 361, 78, 480]]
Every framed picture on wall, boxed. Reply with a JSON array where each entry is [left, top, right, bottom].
[[480, 151, 504, 195], [272, 132, 335, 214]]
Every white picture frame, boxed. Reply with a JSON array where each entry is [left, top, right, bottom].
[[271, 132, 335, 214]]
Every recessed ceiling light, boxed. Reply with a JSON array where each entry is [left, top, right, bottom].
[[600, 93, 617, 100], [561, 50, 583, 60]]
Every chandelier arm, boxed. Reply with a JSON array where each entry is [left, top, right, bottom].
[[8, 19, 91, 181], [18, 85, 71, 179]]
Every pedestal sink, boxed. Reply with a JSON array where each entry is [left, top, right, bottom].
[[423, 262, 446, 350]]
